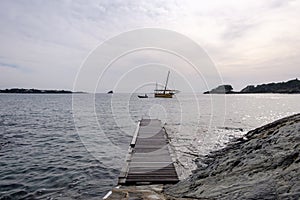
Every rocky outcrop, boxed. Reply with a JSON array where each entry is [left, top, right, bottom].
[[204, 85, 235, 94], [204, 79, 300, 94], [240, 85, 255, 93], [165, 114, 300, 199], [240, 79, 300, 93]]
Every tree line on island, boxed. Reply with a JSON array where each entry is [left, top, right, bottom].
[[204, 78, 300, 94], [0, 88, 76, 94]]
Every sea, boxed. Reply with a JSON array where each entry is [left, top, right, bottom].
[[0, 93, 299, 199]]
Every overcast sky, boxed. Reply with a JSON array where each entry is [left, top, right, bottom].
[[0, 0, 299, 92]]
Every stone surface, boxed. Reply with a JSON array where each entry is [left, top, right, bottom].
[[165, 114, 300, 199], [105, 185, 167, 200]]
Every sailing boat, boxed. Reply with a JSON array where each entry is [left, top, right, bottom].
[[154, 71, 179, 98]]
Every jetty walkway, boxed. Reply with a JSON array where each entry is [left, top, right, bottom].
[[118, 119, 179, 185]]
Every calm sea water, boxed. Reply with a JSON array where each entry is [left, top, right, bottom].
[[0, 93, 299, 199]]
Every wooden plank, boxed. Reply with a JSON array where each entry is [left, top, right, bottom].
[[128, 165, 176, 169], [118, 119, 179, 185], [133, 149, 170, 153], [127, 171, 177, 175], [126, 177, 179, 181], [131, 157, 172, 162], [128, 166, 176, 170], [140, 119, 161, 127], [128, 170, 178, 175], [128, 168, 177, 173], [135, 141, 167, 146], [125, 178, 179, 184]]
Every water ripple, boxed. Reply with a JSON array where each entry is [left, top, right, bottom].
[[0, 93, 299, 199]]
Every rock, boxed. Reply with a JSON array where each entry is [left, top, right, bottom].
[[165, 113, 300, 200], [204, 85, 235, 94], [240, 85, 255, 93]]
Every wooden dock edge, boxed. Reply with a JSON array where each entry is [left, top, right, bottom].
[[130, 121, 140, 147], [163, 126, 180, 178], [118, 120, 140, 184]]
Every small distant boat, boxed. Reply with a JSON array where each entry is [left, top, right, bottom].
[[154, 71, 179, 98], [138, 94, 148, 98], [107, 90, 113, 94]]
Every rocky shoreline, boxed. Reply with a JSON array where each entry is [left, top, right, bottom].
[[165, 113, 300, 199], [204, 78, 300, 94], [104, 114, 299, 199]]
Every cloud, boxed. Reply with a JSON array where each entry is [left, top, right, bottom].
[[0, 62, 21, 69], [0, 0, 299, 91]]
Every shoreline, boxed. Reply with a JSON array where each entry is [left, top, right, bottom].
[[165, 113, 300, 199]]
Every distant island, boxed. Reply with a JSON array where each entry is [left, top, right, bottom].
[[204, 78, 300, 94], [0, 88, 82, 94]]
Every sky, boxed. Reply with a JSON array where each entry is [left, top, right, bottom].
[[0, 0, 299, 92]]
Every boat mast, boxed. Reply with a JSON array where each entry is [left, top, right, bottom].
[[163, 70, 170, 94]]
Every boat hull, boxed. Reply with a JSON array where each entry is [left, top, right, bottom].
[[138, 95, 148, 98], [154, 93, 173, 98]]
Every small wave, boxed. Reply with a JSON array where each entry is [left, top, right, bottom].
[[0, 136, 12, 151]]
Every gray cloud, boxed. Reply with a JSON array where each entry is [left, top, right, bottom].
[[0, 0, 299, 91], [0, 62, 20, 69]]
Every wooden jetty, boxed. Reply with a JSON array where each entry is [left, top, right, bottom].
[[118, 119, 179, 185]]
